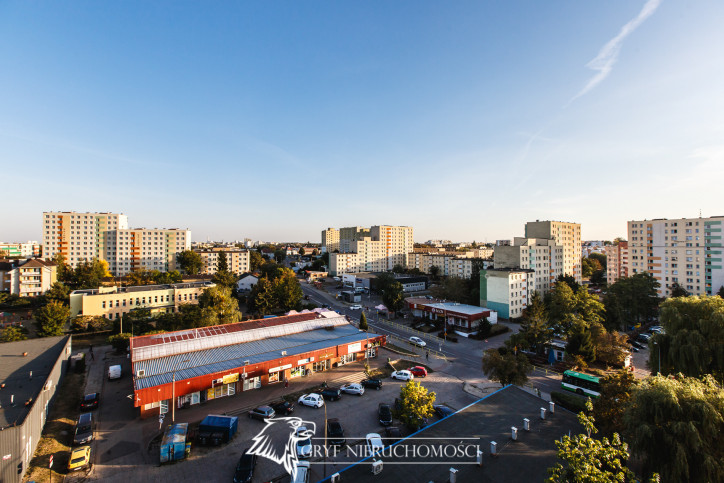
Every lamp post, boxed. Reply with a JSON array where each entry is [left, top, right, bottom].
[[323, 400, 328, 479], [653, 342, 660, 375], [171, 359, 190, 423]]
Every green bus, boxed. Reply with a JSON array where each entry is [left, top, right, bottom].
[[561, 370, 601, 398]]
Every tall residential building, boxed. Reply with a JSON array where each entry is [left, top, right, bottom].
[[321, 228, 340, 253], [42, 212, 190, 276], [480, 268, 534, 320], [407, 252, 478, 279], [338, 226, 370, 253], [328, 225, 413, 276], [195, 248, 250, 275], [494, 237, 564, 295], [628, 216, 724, 297], [525, 220, 582, 283], [604, 241, 628, 284]]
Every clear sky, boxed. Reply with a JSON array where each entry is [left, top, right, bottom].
[[1, 1, 723, 244]]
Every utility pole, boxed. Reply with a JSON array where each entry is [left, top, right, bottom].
[[171, 359, 190, 423]]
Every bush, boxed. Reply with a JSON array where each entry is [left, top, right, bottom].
[[551, 391, 588, 413], [107, 333, 131, 352], [437, 331, 458, 343]]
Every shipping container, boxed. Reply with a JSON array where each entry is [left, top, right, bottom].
[[197, 415, 238, 445]]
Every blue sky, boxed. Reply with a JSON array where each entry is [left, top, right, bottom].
[[2, 1, 723, 243]]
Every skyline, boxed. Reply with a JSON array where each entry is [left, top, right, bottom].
[[2, 1, 723, 243]]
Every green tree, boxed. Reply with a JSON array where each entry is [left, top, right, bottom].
[[589, 252, 607, 271], [34, 300, 70, 337], [396, 380, 436, 430], [391, 264, 405, 274], [217, 252, 229, 272], [155, 311, 186, 331], [548, 282, 577, 334], [70, 315, 110, 333], [258, 261, 285, 281], [481, 347, 532, 386], [669, 282, 688, 298], [717, 286, 724, 298], [212, 269, 238, 289], [430, 275, 469, 304], [107, 333, 131, 352], [126, 268, 155, 286], [273, 270, 303, 311], [581, 257, 600, 278], [154, 270, 182, 284], [655, 295, 724, 379], [52, 253, 72, 284], [43, 281, 70, 305], [124, 308, 155, 335], [556, 274, 581, 293], [381, 281, 405, 315], [72, 258, 111, 289], [517, 291, 553, 354], [249, 250, 264, 272], [592, 370, 637, 438], [298, 247, 306, 256], [565, 319, 596, 362], [198, 285, 242, 324], [624, 374, 724, 482], [548, 399, 639, 483], [273, 248, 286, 263], [0, 326, 28, 342], [594, 330, 630, 367], [247, 277, 275, 316], [604, 273, 660, 331], [429, 265, 441, 281], [176, 250, 203, 275], [359, 312, 368, 331]]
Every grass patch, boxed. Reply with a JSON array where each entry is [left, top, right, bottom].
[[25, 370, 87, 481], [384, 343, 418, 356]]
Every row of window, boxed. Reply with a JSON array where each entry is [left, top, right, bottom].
[[100, 292, 199, 309]]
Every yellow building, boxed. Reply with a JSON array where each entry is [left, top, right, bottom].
[[195, 248, 250, 275]]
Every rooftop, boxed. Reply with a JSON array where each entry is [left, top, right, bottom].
[[405, 297, 488, 315], [0, 336, 70, 428], [70, 281, 215, 296]]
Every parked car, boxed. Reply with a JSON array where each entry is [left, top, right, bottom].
[[629, 345, 640, 353], [107, 364, 122, 380], [648, 326, 665, 334], [637, 333, 652, 343], [327, 418, 346, 446], [248, 406, 276, 421], [291, 461, 311, 483], [233, 449, 257, 483], [271, 400, 294, 416], [73, 413, 94, 445], [366, 433, 384, 456], [296, 426, 314, 459], [378, 403, 393, 426], [67, 446, 91, 472], [298, 393, 325, 408], [80, 393, 100, 411], [384, 426, 402, 443], [628, 339, 646, 350], [315, 388, 342, 401], [433, 405, 455, 419], [409, 336, 426, 347], [391, 370, 414, 381], [408, 366, 428, 378], [350, 304, 362, 310], [361, 378, 383, 390], [340, 383, 365, 396]]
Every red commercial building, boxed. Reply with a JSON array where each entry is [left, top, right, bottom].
[[405, 297, 496, 333], [131, 312, 385, 418]]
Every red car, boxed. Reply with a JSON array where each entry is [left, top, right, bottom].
[[409, 366, 428, 378]]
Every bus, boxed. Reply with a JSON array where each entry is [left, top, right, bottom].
[[561, 370, 601, 398]]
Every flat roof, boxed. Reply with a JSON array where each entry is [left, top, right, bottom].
[[70, 281, 215, 296], [0, 336, 69, 428], [406, 298, 488, 315], [327, 386, 579, 482]]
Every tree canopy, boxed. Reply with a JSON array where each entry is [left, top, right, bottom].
[[481, 347, 532, 386], [0, 326, 28, 342], [34, 300, 70, 337], [603, 273, 660, 331], [592, 370, 638, 438], [176, 250, 203, 275], [396, 380, 436, 430], [668, 282, 689, 298]]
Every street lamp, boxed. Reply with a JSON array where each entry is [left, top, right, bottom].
[[171, 359, 190, 423], [653, 342, 661, 375]]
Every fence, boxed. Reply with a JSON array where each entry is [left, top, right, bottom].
[[375, 318, 447, 346], [385, 333, 447, 362]]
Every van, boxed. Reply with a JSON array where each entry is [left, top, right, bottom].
[[73, 412, 94, 445], [108, 365, 122, 380], [291, 461, 310, 483]]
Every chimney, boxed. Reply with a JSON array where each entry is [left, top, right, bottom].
[[511, 426, 518, 441], [449, 468, 458, 483], [490, 441, 497, 456], [540, 407, 547, 420], [523, 418, 530, 431], [549, 401, 556, 414]]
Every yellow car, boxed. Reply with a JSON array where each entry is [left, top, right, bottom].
[[67, 446, 91, 471]]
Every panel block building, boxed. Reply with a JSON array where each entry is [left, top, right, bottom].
[[328, 225, 413, 276]]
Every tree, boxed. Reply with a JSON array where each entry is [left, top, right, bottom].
[[565, 319, 596, 362], [154, 270, 182, 284], [198, 285, 242, 324], [517, 291, 553, 354], [212, 269, 238, 289], [604, 273, 660, 331], [217, 252, 229, 273], [429, 265, 441, 281], [481, 347, 532, 386], [273, 270, 303, 311], [594, 331, 630, 367], [592, 370, 637, 438], [249, 250, 264, 272], [52, 253, 72, 284], [717, 286, 724, 298], [107, 333, 131, 352], [548, 399, 639, 483], [556, 274, 581, 293], [176, 250, 203, 275], [124, 308, 155, 335], [581, 257, 602, 278], [0, 326, 28, 342], [273, 248, 286, 263], [548, 282, 577, 334], [298, 247, 306, 256], [126, 268, 156, 286], [247, 277, 275, 316], [72, 258, 111, 289], [381, 281, 405, 315], [655, 295, 724, 379], [589, 252, 607, 272], [391, 264, 405, 274], [430, 276, 468, 304], [359, 312, 368, 331], [70, 315, 110, 333], [44, 281, 70, 305], [669, 282, 688, 298], [34, 300, 70, 337], [396, 380, 436, 430], [624, 374, 724, 482]]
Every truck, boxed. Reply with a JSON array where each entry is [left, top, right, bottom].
[[197, 415, 238, 446], [160, 423, 188, 463]]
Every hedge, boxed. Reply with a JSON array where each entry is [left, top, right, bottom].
[[551, 391, 588, 413]]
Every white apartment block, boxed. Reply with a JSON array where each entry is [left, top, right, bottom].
[[525, 220, 582, 283], [628, 216, 724, 297], [0, 241, 42, 259], [321, 228, 340, 253], [328, 225, 414, 276], [480, 268, 534, 320], [494, 238, 564, 295], [604, 242, 628, 284], [43, 211, 128, 266], [407, 252, 476, 278], [104, 228, 191, 276], [195, 248, 250, 275]]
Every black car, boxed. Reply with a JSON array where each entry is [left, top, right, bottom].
[[384, 426, 402, 443], [629, 340, 646, 350], [248, 405, 276, 421], [271, 400, 294, 416], [361, 378, 383, 390], [378, 403, 393, 426], [327, 418, 346, 446], [316, 388, 341, 401], [80, 393, 100, 411], [233, 449, 257, 483], [433, 405, 455, 419]]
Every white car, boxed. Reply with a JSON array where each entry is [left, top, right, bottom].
[[295, 426, 314, 459], [349, 304, 362, 310], [298, 393, 324, 408], [291, 461, 310, 483], [340, 383, 365, 396], [409, 336, 426, 347], [366, 433, 384, 456], [391, 370, 414, 381]]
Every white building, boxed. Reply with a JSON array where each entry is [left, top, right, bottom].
[[195, 248, 250, 275], [525, 220, 582, 283], [494, 238, 564, 295], [480, 268, 534, 320], [328, 225, 414, 276], [604, 242, 629, 284], [236, 274, 259, 292], [0, 259, 57, 297]]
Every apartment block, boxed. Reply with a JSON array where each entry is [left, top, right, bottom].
[[494, 237, 564, 295], [0, 241, 42, 259], [195, 248, 250, 275], [525, 220, 582, 283], [321, 228, 340, 253], [480, 268, 534, 319], [42, 212, 128, 265], [407, 252, 477, 279], [628, 216, 724, 297], [328, 225, 413, 276], [69, 281, 215, 319], [0, 259, 57, 297], [604, 241, 628, 284], [338, 227, 370, 253]]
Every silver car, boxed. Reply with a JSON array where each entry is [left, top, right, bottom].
[[340, 383, 365, 396]]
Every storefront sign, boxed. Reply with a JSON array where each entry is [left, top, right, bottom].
[[347, 342, 362, 353], [222, 373, 240, 384], [268, 363, 292, 373], [432, 308, 445, 314], [297, 357, 314, 365]]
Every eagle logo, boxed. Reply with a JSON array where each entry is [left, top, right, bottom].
[[248, 417, 316, 479]]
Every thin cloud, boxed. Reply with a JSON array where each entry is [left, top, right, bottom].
[[569, 0, 662, 104]]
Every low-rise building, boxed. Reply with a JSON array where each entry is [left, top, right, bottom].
[[0, 259, 57, 297], [236, 274, 258, 292], [69, 281, 215, 319], [405, 297, 497, 333], [0, 241, 42, 259], [480, 268, 535, 320]]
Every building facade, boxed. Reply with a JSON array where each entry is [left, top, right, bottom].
[[0, 242, 42, 259], [321, 228, 340, 253], [628, 216, 724, 297], [525, 220, 582, 283], [104, 228, 191, 276], [42, 211, 128, 266], [195, 248, 250, 275], [405, 297, 497, 333], [328, 225, 414, 276], [0, 259, 57, 297], [130, 312, 385, 418], [604, 241, 629, 284], [494, 238, 564, 295], [480, 268, 534, 320], [69, 281, 215, 318]]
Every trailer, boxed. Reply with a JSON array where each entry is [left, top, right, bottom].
[[197, 415, 238, 446], [160, 423, 188, 463]]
